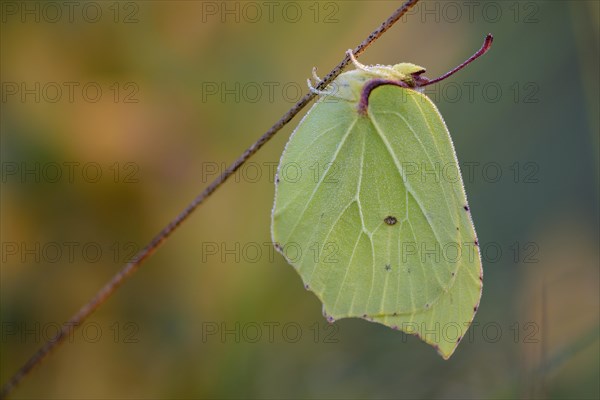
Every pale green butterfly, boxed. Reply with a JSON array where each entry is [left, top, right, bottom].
[[272, 34, 493, 359]]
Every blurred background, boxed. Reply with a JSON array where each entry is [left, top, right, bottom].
[[1, 1, 598, 398]]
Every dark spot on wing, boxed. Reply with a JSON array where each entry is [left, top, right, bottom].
[[274, 242, 282, 251], [385, 264, 391, 271], [463, 205, 470, 211], [451, 272, 455, 277], [457, 336, 462, 343], [473, 306, 478, 312], [323, 310, 335, 323], [384, 216, 397, 225], [474, 240, 479, 246]]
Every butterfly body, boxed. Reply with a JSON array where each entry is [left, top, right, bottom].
[[272, 36, 492, 358]]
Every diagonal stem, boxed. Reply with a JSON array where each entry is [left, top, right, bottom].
[[0, 0, 421, 398]]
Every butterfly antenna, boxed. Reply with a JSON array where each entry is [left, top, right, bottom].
[[419, 34, 493, 87]]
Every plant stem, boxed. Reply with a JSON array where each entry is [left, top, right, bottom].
[[0, 1, 421, 397]]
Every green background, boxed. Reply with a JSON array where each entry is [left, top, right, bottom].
[[1, 1, 598, 398]]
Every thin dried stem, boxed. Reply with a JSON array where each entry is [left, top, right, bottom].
[[0, 0, 421, 397]]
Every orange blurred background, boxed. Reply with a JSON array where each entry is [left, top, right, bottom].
[[1, 1, 598, 398]]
